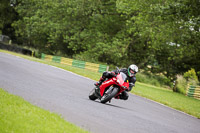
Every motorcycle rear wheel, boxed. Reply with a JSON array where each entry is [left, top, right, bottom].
[[100, 87, 119, 104]]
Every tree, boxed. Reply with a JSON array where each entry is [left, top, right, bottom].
[[116, 0, 200, 80], [0, 0, 17, 40], [11, 0, 200, 80]]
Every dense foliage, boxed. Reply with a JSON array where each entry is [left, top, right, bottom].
[[0, 0, 17, 39], [1, 0, 200, 81]]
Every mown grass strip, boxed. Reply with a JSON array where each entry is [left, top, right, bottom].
[[134, 82, 200, 118], [0, 88, 88, 133], [1, 49, 200, 118]]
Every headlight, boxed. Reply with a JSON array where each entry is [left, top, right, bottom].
[[117, 79, 120, 84]]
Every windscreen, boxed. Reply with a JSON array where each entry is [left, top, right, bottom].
[[120, 72, 127, 82]]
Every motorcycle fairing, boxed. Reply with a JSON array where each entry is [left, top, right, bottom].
[[99, 73, 130, 97], [99, 78, 116, 96]]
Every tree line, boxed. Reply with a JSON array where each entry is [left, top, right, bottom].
[[1, 0, 200, 81]]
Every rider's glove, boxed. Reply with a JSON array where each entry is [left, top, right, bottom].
[[122, 86, 129, 91], [110, 72, 116, 77]]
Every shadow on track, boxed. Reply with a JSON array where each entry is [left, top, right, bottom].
[[88, 99, 135, 112]]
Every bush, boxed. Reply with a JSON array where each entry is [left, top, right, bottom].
[[136, 71, 173, 88], [183, 68, 199, 86], [175, 69, 199, 95], [184, 68, 199, 82], [176, 75, 188, 95]]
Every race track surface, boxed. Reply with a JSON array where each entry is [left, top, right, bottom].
[[0, 52, 200, 133]]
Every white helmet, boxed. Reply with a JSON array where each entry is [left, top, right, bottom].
[[128, 64, 138, 77]]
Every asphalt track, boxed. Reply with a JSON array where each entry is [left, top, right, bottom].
[[0, 52, 200, 133]]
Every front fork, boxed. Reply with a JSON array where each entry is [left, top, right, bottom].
[[96, 86, 114, 99], [105, 86, 114, 94], [94, 87, 101, 98]]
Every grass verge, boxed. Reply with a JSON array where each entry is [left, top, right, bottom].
[[134, 82, 200, 118], [1, 49, 200, 118], [0, 88, 88, 133]]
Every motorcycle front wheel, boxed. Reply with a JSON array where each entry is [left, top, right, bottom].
[[89, 87, 98, 100], [100, 87, 119, 104]]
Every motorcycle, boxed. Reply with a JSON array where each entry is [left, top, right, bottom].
[[89, 67, 129, 104]]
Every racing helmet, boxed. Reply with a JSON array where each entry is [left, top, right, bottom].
[[128, 64, 138, 77]]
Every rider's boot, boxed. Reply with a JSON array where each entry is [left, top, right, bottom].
[[94, 77, 105, 87], [94, 77, 105, 96]]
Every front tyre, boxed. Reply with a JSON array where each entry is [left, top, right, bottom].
[[100, 87, 119, 104], [89, 88, 98, 100]]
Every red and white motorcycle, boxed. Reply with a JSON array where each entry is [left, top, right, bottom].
[[89, 67, 129, 104]]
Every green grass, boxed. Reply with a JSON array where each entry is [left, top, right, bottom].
[[134, 82, 200, 118], [0, 88, 88, 133], [1, 49, 200, 119]]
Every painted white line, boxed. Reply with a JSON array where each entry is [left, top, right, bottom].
[[130, 93, 198, 119], [50, 65, 95, 82], [0, 52, 95, 82]]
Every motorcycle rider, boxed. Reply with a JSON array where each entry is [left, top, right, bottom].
[[95, 64, 138, 100]]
